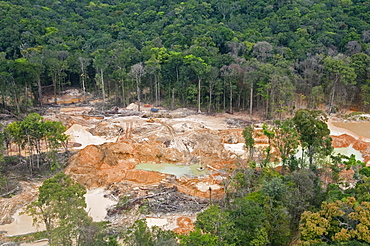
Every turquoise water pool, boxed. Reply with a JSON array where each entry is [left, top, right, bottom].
[[135, 162, 209, 178]]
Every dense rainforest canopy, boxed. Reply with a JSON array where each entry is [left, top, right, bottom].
[[0, 0, 369, 116]]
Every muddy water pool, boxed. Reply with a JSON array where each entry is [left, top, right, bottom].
[[0, 210, 44, 236], [331, 121, 370, 139], [0, 188, 116, 237], [84, 188, 117, 222], [135, 163, 209, 178], [294, 145, 364, 163]]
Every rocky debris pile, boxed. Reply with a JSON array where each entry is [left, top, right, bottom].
[[107, 186, 208, 217], [43, 88, 91, 104], [225, 117, 252, 128], [148, 190, 208, 214], [92, 106, 141, 117]]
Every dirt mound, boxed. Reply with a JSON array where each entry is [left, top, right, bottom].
[[331, 134, 355, 148], [173, 217, 195, 234]]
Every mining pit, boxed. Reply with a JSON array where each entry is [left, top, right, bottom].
[[1, 99, 370, 244]]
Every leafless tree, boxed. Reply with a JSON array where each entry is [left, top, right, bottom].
[[220, 64, 241, 114], [228, 42, 246, 58], [252, 41, 273, 62], [362, 30, 370, 43], [345, 41, 362, 56], [78, 57, 90, 103], [130, 63, 146, 111], [297, 54, 324, 95]]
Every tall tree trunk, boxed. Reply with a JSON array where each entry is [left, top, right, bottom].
[[171, 88, 175, 110], [328, 76, 338, 115], [25, 86, 29, 111], [308, 146, 314, 170], [79, 57, 88, 103], [208, 84, 213, 113], [11, 79, 20, 113], [37, 75, 43, 107], [1, 89, 5, 109], [53, 75, 57, 104], [229, 80, 233, 114], [198, 77, 201, 113], [249, 83, 253, 120], [157, 77, 160, 106], [101, 69, 105, 106], [136, 76, 141, 112], [223, 80, 226, 111], [155, 74, 158, 106], [121, 76, 125, 106], [81, 74, 86, 103]]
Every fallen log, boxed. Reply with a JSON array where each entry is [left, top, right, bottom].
[[0, 186, 20, 198]]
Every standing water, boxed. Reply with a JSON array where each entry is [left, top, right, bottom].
[[0, 188, 117, 237], [135, 163, 209, 178], [331, 121, 370, 139]]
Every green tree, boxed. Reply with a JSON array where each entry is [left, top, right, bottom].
[[285, 170, 321, 235], [229, 198, 269, 246], [145, 47, 169, 106], [292, 109, 333, 169], [261, 123, 275, 166], [4, 113, 67, 171], [26, 173, 92, 245], [323, 54, 357, 114], [300, 197, 370, 244], [124, 219, 178, 246], [92, 49, 109, 106], [183, 54, 211, 113], [129, 62, 146, 112], [195, 205, 233, 245], [180, 228, 218, 246], [220, 63, 240, 114], [271, 119, 299, 174], [243, 125, 255, 159], [45, 50, 69, 104]]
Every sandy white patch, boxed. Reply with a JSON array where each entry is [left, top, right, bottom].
[[0, 209, 45, 236], [224, 143, 247, 157], [20, 240, 49, 246], [65, 124, 108, 149], [85, 188, 117, 222], [196, 182, 221, 192], [146, 218, 168, 227]]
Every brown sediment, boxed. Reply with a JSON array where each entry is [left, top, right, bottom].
[[331, 121, 370, 139], [174, 217, 195, 234]]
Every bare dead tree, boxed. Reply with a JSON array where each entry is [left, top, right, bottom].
[[130, 62, 146, 112]]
